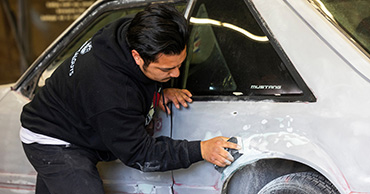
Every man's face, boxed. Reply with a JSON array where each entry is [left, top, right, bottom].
[[133, 48, 187, 82]]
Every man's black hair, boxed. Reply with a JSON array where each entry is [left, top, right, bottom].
[[127, 4, 189, 68]]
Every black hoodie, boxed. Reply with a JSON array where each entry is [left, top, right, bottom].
[[21, 18, 203, 172]]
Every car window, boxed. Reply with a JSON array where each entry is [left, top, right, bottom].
[[315, 0, 370, 56], [38, 3, 187, 88], [37, 8, 144, 87], [179, 0, 315, 102]]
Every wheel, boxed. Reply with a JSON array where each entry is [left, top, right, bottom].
[[257, 172, 339, 194]]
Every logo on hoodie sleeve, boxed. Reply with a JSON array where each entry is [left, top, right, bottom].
[[69, 39, 92, 77]]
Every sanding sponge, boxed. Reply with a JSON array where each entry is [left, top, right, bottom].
[[215, 136, 243, 173]]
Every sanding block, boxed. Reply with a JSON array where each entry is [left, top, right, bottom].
[[215, 136, 243, 173]]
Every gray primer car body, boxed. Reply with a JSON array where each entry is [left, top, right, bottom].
[[0, 0, 370, 193]]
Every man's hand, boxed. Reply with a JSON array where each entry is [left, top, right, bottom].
[[200, 137, 241, 167], [159, 88, 192, 114]]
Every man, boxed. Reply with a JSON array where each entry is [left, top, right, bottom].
[[20, 4, 238, 194]]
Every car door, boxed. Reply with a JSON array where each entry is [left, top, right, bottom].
[[0, 1, 187, 193], [169, 0, 315, 193]]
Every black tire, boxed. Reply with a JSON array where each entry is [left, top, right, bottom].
[[257, 172, 339, 194]]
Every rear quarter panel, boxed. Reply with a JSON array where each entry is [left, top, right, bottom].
[[171, 0, 370, 193]]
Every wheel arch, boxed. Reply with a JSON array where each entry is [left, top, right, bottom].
[[218, 132, 351, 193], [220, 157, 347, 194]]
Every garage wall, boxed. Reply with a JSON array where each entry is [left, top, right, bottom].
[[0, 0, 94, 84]]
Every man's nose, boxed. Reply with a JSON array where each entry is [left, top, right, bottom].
[[169, 68, 180, 78]]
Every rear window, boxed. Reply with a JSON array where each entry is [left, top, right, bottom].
[[314, 0, 370, 56]]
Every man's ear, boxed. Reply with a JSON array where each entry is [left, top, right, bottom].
[[131, 50, 144, 66]]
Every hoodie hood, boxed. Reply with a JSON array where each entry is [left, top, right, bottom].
[[91, 18, 153, 84]]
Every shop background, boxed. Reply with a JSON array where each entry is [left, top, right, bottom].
[[0, 0, 95, 84]]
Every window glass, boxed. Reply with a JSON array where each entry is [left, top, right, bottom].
[[37, 8, 144, 87], [38, 3, 186, 87], [180, 0, 304, 98], [317, 0, 370, 55]]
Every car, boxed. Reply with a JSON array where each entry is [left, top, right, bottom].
[[1, 0, 370, 193]]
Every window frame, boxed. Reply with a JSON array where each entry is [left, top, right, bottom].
[[175, 0, 316, 102], [13, 0, 188, 99]]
